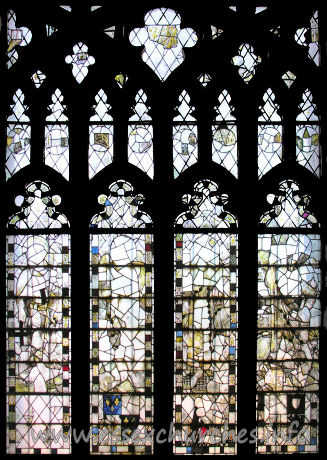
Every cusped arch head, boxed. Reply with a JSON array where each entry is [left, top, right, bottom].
[[259, 179, 319, 228], [7, 180, 69, 229], [90, 180, 153, 229], [175, 179, 237, 229]]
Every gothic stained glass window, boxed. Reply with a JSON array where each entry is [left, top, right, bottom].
[[296, 89, 320, 177], [2, 2, 326, 457], [128, 90, 153, 179], [89, 180, 154, 454], [44, 89, 69, 180], [173, 91, 198, 178], [6, 89, 31, 180], [174, 180, 238, 454], [212, 90, 238, 178], [258, 89, 283, 179], [6, 181, 71, 454], [257, 180, 320, 454], [89, 89, 114, 179]]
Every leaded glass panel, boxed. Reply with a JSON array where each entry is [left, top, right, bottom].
[[44, 90, 69, 180], [173, 91, 198, 178], [128, 90, 153, 179], [174, 180, 238, 454], [296, 90, 320, 177], [6, 182, 71, 454], [212, 90, 237, 178], [6, 89, 31, 180], [89, 181, 153, 454]]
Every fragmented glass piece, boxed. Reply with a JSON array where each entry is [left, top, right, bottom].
[[104, 26, 115, 39], [255, 7, 268, 14], [59, 5, 72, 12], [229, 6, 237, 12], [90, 180, 152, 229], [115, 73, 128, 88], [89, 90, 113, 179], [258, 89, 282, 179], [176, 180, 237, 229], [7, 10, 32, 69], [211, 26, 223, 40], [212, 90, 237, 178], [6, 209, 71, 454], [6, 89, 31, 180], [46, 25, 58, 36], [295, 11, 320, 66], [281, 71, 296, 88], [90, 233, 154, 454], [128, 90, 153, 178], [259, 180, 319, 228], [31, 70, 46, 88], [296, 89, 320, 176], [174, 184, 238, 454], [8, 181, 69, 229], [44, 89, 69, 180], [173, 91, 198, 178], [270, 26, 280, 37], [232, 43, 261, 83], [198, 73, 212, 86], [129, 8, 197, 81], [257, 233, 320, 453], [294, 27, 307, 46], [65, 42, 95, 83], [91, 5, 102, 12]]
